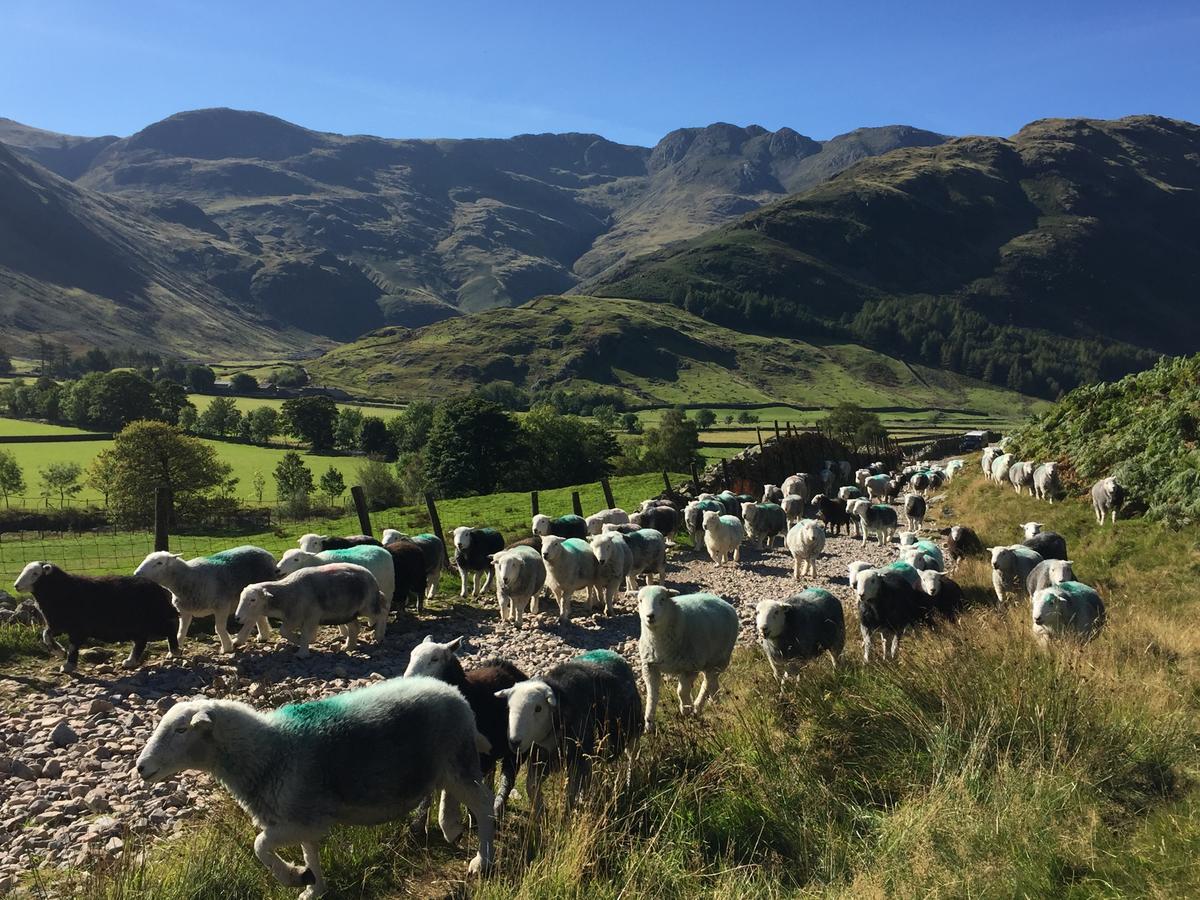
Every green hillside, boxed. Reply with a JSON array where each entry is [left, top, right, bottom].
[[310, 295, 1040, 417]]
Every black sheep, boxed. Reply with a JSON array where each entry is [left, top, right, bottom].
[[299, 533, 383, 552], [856, 565, 936, 661], [631, 504, 679, 539], [939, 524, 986, 565], [382, 541, 429, 613], [452, 526, 507, 597], [1024, 531, 1069, 561], [813, 494, 852, 535], [14, 562, 179, 673]]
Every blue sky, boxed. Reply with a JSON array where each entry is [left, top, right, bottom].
[[4, 0, 1198, 146]]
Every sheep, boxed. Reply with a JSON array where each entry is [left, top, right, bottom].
[[762, 484, 784, 504], [855, 562, 935, 661], [1022, 529, 1069, 561], [864, 474, 891, 501], [639, 498, 679, 514], [297, 533, 381, 553], [453, 527, 506, 598], [136, 677, 496, 895], [940, 524, 985, 566], [756, 588, 845, 681], [1026, 558, 1076, 599], [1031, 582, 1106, 644], [496, 649, 642, 819], [590, 531, 633, 615], [904, 493, 927, 532], [490, 545, 547, 628], [637, 586, 739, 732], [585, 508, 630, 536], [741, 501, 788, 548], [713, 491, 743, 518], [981, 445, 1002, 475], [378, 540, 432, 612], [531, 514, 588, 541], [404, 637, 527, 819], [909, 471, 931, 495], [134, 546, 277, 654], [1020, 521, 1044, 539], [702, 511, 744, 567], [846, 498, 870, 538], [915, 570, 966, 622], [14, 562, 179, 673], [781, 494, 807, 527], [837, 485, 863, 502], [860, 503, 899, 546], [898, 539, 945, 572], [277, 545, 397, 609], [380, 532, 446, 603], [896, 530, 918, 546], [629, 504, 679, 541], [235, 563, 388, 656], [1008, 461, 1035, 495], [781, 473, 811, 503], [1092, 477, 1126, 525], [785, 519, 826, 579], [988, 453, 1013, 485], [855, 468, 872, 489], [540, 536, 598, 624], [684, 499, 725, 548], [621, 528, 668, 588], [945, 459, 964, 480], [1033, 462, 1063, 503], [601, 522, 641, 535], [989, 545, 1045, 603], [818, 467, 835, 494], [812, 494, 852, 536]]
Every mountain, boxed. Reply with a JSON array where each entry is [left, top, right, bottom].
[[583, 115, 1200, 397], [309, 294, 1038, 417], [0, 109, 946, 352]]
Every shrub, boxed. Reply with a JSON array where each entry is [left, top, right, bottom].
[[356, 458, 403, 510]]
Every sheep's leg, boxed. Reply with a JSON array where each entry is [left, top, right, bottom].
[[494, 756, 517, 818], [991, 571, 1006, 605], [765, 652, 783, 683], [175, 612, 192, 647], [62, 639, 81, 674], [213, 616, 236, 654], [166, 631, 181, 659], [41, 628, 66, 656], [458, 565, 469, 598], [792, 556, 801, 581], [255, 616, 273, 642], [343, 620, 360, 652], [566, 757, 591, 812], [558, 589, 573, 625], [827, 648, 839, 669], [252, 829, 310, 888], [438, 790, 466, 845], [887, 632, 900, 660], [479, 569, 493, 595], [642, 665, 662, 732], [676, 671, 697, 716], [372, 611, 387, 642], [695, 669, 721, 714], [733, 544, 741, 562], [861, 625, 872, 662], [298, 841, 324, 900], [442, 775, 494, 875], [409, 793, 433, 839], [122, 639, 147, 669], [1111, 509, 1118, 525], [295, 624, 317, 657]]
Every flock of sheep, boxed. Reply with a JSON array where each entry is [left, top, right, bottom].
[[9, 448, 1123, 898]]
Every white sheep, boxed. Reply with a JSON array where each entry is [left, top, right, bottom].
[[590, 531, 633, 615], [276, 545, 397, 607], [135, 678, 495, 898], [490, 545, 546, 628], [586, 507, 630, 536], [1032, 582, 1105, 644], [702, 511, 743, 567], [785, 519, 826, 579], [637, 586, 739, 733], [540, 536, 598, 624]]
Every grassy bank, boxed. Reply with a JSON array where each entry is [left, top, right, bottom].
[[18, 461, 1200, 897]]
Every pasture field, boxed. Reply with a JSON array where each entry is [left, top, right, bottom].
[[8, 462, 1200, 897], [0, 417, 95, 437], [186, 394, 406, 416]]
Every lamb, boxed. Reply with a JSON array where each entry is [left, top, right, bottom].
[[381, 540, 433, 613], [915, 570, 966, 623], [989, 545, 1045, 603], [452, 527, 506, 598], [540, 536, 598, 624], [684, 499, 725, 548], [898, 539, 945, 572], [981, 446, 1002, 475], [235, 563, 388, 656], [496, 649, 642, 819], [1026, 558, 1076, 599], [380, 532, 446, 603], [1033, 462, 1063, 503], [277, 545, 397, 608], [14, 562, 179, 673], [585, 508, 630, 536], [785, 519, 826, 579], [755, 588, 845, 681], [846, 498, 870, 538], [490, 545, 547, 628], [590, 531, 633, 615], [629, 504, 679, 541], [297, 533, 381, 553], [404, 637, 527, 819], [134, 546, 277, 654], [904, 493, 927, 532], [621, 528, 668, 588], [1031, 582, 1106, 644], [860, 503, 899, 546], [741, 501, 787, 548], [637, 586, 739, 732], [989, 453, 1014, 485], [781, 473, 811, 503], [781, 495, 807, 527], [1008, 461, 1035, 495], [1091, 477, 1126, 525], [762, 484, 784, 504], [854, 562, 936, 661], [940, 524, 985, 566], [864, 474, 891, 501], [702, 511, 744, 567], [532, 514, 588, 541], [812, 494, 852, 536], [136, 677, 496, 896], [1022, 528, 1068, 561], [855, 468, 873, 489]]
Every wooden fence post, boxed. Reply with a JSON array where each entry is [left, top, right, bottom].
[[690, 462, 700, 488], [154, 488, 171, 553], [756, 426, 764, 451], [424, 492, 451, 566], [530, 491, 539, 517], [774, 420, 781, 442], [600, 478, 616, 510], [721, 459, 731, 489], [350, 486, 373, 536], [571, 491, 584, 518], [662, 471, 674, 500]]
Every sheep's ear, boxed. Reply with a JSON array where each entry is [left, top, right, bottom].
[[422, 634, 434, 644], [544, 691, 557, 708], [1065, 560, 1074, 565], [260, 589, 273, 600], [665, 588, 679, 597], [172, 553, 184, 559], [41, 563, 53, 574], [190, 711, 213, 732], [447, 636, 464, 650], [934, 570, 947, 576], [494, 688, 514, 700]]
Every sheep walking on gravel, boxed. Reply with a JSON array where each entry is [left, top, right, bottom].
[[903, 494, 927, 532], [136, 677, 496, 898], [637, 586, 739, 732], [1032, 582, 1106, 644], [380, 531, 446, 603], [756, 587, 845, 682], [781, 474, 811, 502], [277, 545, 397, 608], [490, 545, 546, 628], [14, 562, 180, 673], [702, 511, 744, 567], [630, 505, 679, 542], [785, 519, 826, 579], [620, 528, 668, 589], [453, 527, 506, 598], [591, 531, 633, 615], [134, 546, 277, 654], [860, 504, 899, 546], [1091, 477, 1126, 525], [585, 508, 629, 536], [742, 502, 787, 549], [684, 499, 725, 551], [540, 536, 598, 624]]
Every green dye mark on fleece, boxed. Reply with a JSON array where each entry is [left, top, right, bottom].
[[575, 649, 625, 668], [276, 694, 349, 728]]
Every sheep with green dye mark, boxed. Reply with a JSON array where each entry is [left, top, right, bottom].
[[585, 507, 629, 536], [637, 586, 739, 732], [590, 531, 633, 615], [618, 527, 668, 588], [756, 587, 845, 682], [135, 676, 495, 899], [1025, 558, 1075, 599], [298, 533, 381, 553], [684, 499, 724, 549], [741, 501, 787, 548], [540, 535, 598, 624], [897, 539, 944, 572], [277, 545, 396, 607], [134, 546, 277, 654], [785, 519, 826, 579], [532, 513, 588, 540], [702, 511, 743, 566], [1032, 581, 1105, 644]]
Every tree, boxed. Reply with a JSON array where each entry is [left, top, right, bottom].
[[229, 372, 259, 393], [511, 404, 619, 489], [0, 449, 25, 507], [736, 411, 758, 424], [282, 397, 337, 452], [356, 458, 402, 510], [155, 358, 187, 384], [197, 397, 242, 438], [424, 398, 519, 497], [395, 451, 429, 503], [388, 401, 435, 453], [271, 365, 308, 388], [818, 403, 888, 452], [724, 414, 735, 424], [0, 348, 12, 375], [334, 407, 364, 450], [178, 404, 198, 433], [318, 466, 346, 507], [153, 380, 192, 425], [593, 404, 618, 430], [94, 421, 233, 526], [695, 408, 717, 429], [80, 348, 111, 373], [251, 470, 266, 504], [39, 462, 83, 507], [359, 416, 392, 458], [640, 408, 701, 473], [185, 365, 217, 391], [85, 450, 117, 507], [274, 451, 314, 511], [246, 406, 279, 445], [64, 370, 158, 430], [621, 413, 642, 434]]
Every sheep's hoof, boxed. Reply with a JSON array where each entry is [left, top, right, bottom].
[[59, 663, 76, 674], [644, 719, 655, 734], [121, 658, 140, 670], [468, 853, 493, 876]]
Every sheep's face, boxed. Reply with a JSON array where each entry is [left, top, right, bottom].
[[756, 601, 787, 641], [1031, 588, 1067, 634], [856, 571, 882, 600], [493, 553, 520, 594], [540, 536, 565, 563], [592, 533, 624, 563], [136, 701, 217, 783], [701, 511, 722, 532], [628, 512, 645, 529], [950, 526, 966, 542], [380, 529, 403, 545], [297, 534, 325, 553], [498, 680, 555, 752], [1021, 522, 1044, 539], [847, 499, 868, 517], [531, 515, 551, 536], [989, 547, 1007, 568], [234, 585, 271, 623], [896, 531, 918, 546], [275, 548, 316, 577], [919, 570, 945, 596], [740, 502, 756, 521], [404, 635, 462, 678], [133, 551, 184, 580], [15, 561, 52, 593], [638, 586, 678, 628], [1047, 560, 1075, 583]]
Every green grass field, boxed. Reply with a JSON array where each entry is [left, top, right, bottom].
[[186, 394, 406, 416], [0, 416, 95, 436]]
